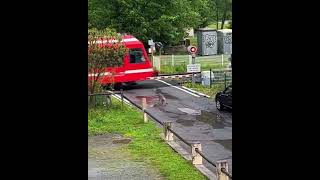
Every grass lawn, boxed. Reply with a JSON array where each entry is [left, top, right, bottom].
[[88, 98, 208, 180], [160, 64, 227, 74]]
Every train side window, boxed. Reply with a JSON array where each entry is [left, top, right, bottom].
[[129, 48, 146, 64]]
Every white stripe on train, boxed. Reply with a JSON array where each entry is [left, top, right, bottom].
[[93, 38, 139, 44], [124, 68, 154, 74], [88, 68, 154, 77]]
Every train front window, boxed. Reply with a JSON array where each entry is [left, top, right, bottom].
[[129, 48, 146, 64]]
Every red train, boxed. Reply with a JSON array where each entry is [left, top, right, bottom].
[[89, 35, 157, 87]]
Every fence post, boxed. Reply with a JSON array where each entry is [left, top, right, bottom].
[[163, 121, 173, 141], [105, 94, 112, 107], [216, 160, 229, 180], [191, 142, 203, 165], [222, 54, 224, 67], [142, 97, 148, 123], [171, 54, 174, 66], [158, 57, 161, 72]]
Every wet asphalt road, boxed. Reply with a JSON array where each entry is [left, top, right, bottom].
[[121, 80, 232, 174]]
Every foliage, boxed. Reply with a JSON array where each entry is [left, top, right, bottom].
[[88, 28, 128, 94], [211, 0, 232, 29], [89, 0, 231, 44], [89, 0, 202, 45]]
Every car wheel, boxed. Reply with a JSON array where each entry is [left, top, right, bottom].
[[216, 99, 224, 111]]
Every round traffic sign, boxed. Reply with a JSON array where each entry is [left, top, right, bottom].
[[187, 46, 197, 54]]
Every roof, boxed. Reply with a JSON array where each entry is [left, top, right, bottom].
[[197, 27, 216, 32], [217, 29, 232, 33]]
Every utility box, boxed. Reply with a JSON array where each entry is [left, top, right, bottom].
[[217, 29, 232, 54], [201, 71, 215, 87], [197, 28, 218, 56]]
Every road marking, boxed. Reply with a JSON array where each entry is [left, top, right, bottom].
[[112, 94, 133, 107], [155, 79, 200, 97], [181, 86, 211, 98]]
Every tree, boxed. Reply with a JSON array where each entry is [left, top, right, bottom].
[[221, 0, 232, 29], [88, 28, 128, 98], [210, 0, 232, 29], [89, 0, 201, 46], [191, 0, 215, 29]]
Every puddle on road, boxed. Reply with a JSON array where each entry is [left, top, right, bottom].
[[177, 108, 201, 115], [88, 135, 164, 180], [135, 95, 158, 104], [176, 119, 195, 126], [214, 139, 232, 151], [176, 114, 195, 126], [175, 109, 231, 129], [196, 111, 228, 129]]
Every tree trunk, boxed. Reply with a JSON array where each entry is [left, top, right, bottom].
[[221, 0, 227, 29], [215, 0, 219, 29]]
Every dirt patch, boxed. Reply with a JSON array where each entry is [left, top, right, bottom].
[[112, 138, 131, 144], [88, 134, 164, 180]]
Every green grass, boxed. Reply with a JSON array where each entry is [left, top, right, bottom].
[[160, 64, 187, 74], [88, 99, 208, 180], [160, 64, 226, 74], [183, 82, 226, 97]]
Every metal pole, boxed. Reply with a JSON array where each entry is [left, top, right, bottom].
[[192, 55, 195, 86], [151, 47, 154, 64], [210, 68, 212, 88], [224, 72, 227, 89]]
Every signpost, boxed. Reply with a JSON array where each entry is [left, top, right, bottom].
[[187, 46, 199, 85], [148, 39, 155, 65], [187, 64, 201, 73]]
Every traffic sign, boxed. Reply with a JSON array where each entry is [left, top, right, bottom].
[[187, 46, 197, 54], [148, 39, 154, 46], [187, 64, 201, 73]]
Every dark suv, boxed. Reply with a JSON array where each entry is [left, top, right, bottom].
[[215, 85, 232, 111]]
